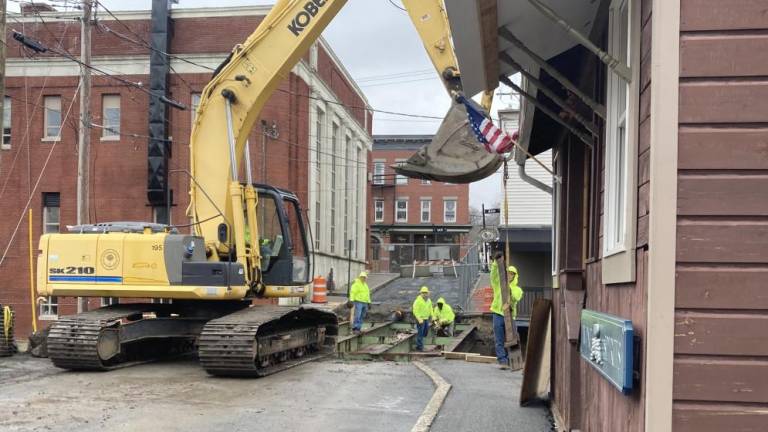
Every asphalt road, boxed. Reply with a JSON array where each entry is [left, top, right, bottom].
[[372, 276, 464, 312]]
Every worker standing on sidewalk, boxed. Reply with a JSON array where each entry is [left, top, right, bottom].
[[432, 297, 455, 336], [412, 286, 433, 351], [349, 271, 371, 334], [490, 255, 524, 368]]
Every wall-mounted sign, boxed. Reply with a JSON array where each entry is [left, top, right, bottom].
[[483, 208, 501, 214], [579, 310, 634, 394]]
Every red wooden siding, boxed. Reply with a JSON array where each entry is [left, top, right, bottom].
[[675, 1, 768, 430]]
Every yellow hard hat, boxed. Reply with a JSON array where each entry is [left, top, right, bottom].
[[419, 286, 430, 294], [507, 265, 518, 274], [359, 271, 368, 278]]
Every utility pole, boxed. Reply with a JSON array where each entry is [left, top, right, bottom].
[[76, 0, 92, 313], [0, 0, 6, 170]]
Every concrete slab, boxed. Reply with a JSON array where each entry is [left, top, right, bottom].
[[426, 358, 553, 432], [0, 355, 433, 432]]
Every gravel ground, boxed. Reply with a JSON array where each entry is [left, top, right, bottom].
[[0, 354, 432, 432]]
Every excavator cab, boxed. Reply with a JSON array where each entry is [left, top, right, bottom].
[[255, 185, 310, 287]]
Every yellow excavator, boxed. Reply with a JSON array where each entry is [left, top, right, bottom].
[[35, 0, 500, 376]]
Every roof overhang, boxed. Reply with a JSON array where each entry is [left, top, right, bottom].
[[445, 0, 607, 158]]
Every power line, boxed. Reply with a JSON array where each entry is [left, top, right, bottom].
[[386, 0, 407, 12]]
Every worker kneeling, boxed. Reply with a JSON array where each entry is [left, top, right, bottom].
[[431, 298, 455, 337], [412, 286, 433, 351]]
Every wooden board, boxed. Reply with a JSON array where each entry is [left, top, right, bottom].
[[520, 299, 552, 406], [465, 355, 498, 364]]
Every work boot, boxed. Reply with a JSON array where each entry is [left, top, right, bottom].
[[498, 361, 510, 370]]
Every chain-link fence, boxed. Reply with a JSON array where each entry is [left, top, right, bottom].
[[455, 243, 482, 311]]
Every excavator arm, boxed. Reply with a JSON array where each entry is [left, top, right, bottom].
[[188, 0, 499, 267]]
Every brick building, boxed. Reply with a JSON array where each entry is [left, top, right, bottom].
[[0, 4, 371, 337], [369, 135, 471, 273]]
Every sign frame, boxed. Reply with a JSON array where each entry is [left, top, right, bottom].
[[579, 309, 634, 394]]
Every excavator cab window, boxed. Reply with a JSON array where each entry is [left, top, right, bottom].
[[257, 188, 310, 286]]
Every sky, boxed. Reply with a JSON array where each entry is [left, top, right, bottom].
[[13, 0, 511, 209]]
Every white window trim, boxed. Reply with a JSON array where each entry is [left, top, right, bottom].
[[395, 199, 408, 223], [43, 96, 62, 141], [38, 296, 58, 320], [374, 199, 384, 222], [100, 94, 121, 141], [602, 0, 640, 284], [443, 199, 457, 224], [373, 161, 385, 185], [395, 159, 408, 185], [420, 199, 431, 223], [2, 96, 10, 150]]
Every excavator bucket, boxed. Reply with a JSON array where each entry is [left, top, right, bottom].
[[392, 101, 503, 184]]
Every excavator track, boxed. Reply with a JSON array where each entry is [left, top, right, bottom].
[[47, 305, 214, 371], [199, 306, 338, 377]]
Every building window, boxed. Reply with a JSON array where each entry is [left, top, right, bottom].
[[420, 199, 431, 223], [374, 200, 384, 222], [421, 178, 431, 185], [330, 123, 339, 254], [2, 96, 10, 149], [191, 93, 201, 124], [395, 159, 407, 185], [603, 0, 638, 256], [443, 199, 457, 223], [314, 107, 324, 250], [43, 96, 61, 140], [101, 297, 119, 307], [395, 199, 408, 223], [373, 161, 385, 185], [43, 192, 60, 233], [39, 296, 58, 320], [344, 135, 352, 250], [101, 94, 120, 139]]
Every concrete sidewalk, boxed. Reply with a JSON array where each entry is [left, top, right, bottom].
[[427, 358, 552, 431]]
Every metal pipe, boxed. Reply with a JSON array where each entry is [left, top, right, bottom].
[[500, 52, 598, 136], [519, 160, 553, 195], [525, 0, 632, 83], [244, 139, 253, 185], [498, 27, 606, 119], [499, 75, 594, 148], [224, 98, 238, 182]]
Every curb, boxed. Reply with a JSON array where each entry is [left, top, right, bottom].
[[411, 361, 452, 432]]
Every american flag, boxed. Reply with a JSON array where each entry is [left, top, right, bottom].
[[458, 95, 516, 154]]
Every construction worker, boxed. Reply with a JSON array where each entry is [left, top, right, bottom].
[[349, 271, 371, 334], [490, 256, 524, 369], [412, 286, 433, 351], [432, 297, 455, 336]]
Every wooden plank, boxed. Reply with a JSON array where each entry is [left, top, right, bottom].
[[443, 351, 480, 360], [680, 81, 768, 124], [520, 299, 552, 406], [676, 265, 768, 309], [638, 149, 650, 186], [675, 311, 768, 355], [674, 402, 768, 432], [674, 357, 768, 403], [638, 117, 650, 155], [681, 0, 768, 31], [465, 355, 498, 364], [678, 175, 768, 216], [637, 182, 649, 218], [681, 34, 768, 77], [679, 128, 768, 170], [636, 214, 649, 248], [677, 222, 768, 263]]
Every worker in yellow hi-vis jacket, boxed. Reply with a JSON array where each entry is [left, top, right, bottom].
[[412, 286, 433, 351], [490, 256, 524, 368], [432, 297, 455, 336]]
